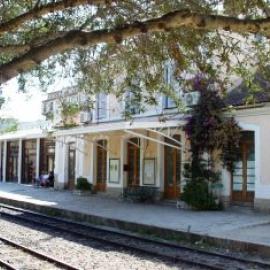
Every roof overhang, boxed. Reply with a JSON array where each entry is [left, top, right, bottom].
[[0, 118, 186, 141], [54, 120, 185, 137], [0, 128, 48, 141]]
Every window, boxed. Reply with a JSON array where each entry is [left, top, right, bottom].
[[164, 63, 172, 85], [163, 63, 177, 109], [49, 101, 54, 111], [125, 91, 141, 115], [163, 96, 177, 109], [96, 93, 107, 120], [69, 95, 78, 103]]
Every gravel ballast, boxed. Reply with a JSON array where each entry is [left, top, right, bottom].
[[0, 218, 203, 270]]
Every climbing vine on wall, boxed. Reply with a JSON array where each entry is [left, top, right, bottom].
[[182, 76, 241, 210], [184, 76, 241, 171]]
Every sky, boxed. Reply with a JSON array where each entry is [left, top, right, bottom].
[[0, 76, 72, 122], [0, 79, 45, 122]]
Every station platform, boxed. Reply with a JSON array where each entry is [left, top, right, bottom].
[[0, 182, 270, 256]]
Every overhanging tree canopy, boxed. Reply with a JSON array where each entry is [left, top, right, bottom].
[[0, 0, 270, 97]]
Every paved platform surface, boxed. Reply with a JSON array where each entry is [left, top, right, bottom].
[[0, 183, 270, 248]]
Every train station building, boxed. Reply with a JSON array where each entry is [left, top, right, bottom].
[[0, 75, 270, 211]]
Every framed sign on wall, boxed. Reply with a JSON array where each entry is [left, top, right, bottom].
[[143, 158, 155, 185], [109, 159, 120, 183]]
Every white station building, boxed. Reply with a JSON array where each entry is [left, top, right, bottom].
[[0, 72, 270, 211]]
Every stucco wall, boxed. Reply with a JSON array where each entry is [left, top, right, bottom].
[[234, 106, 270, 202]]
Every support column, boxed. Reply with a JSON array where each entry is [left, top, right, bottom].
[[17, 139, 22, 184], [139, 138, 144, 186], [156, 134, 163, 189], [90, 141, 97, 186], [120, 137, 126, 188], [35, 138, 40, 179], [2, 140, 7, 182], [63, 138, 68, 188], [54, 136, 66, 189], [0, 142, 2, 181], [75, 136, 85, 180], [54, 137, 61, 188]]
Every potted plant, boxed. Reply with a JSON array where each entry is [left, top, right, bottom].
[[74, 177, 93, 196]]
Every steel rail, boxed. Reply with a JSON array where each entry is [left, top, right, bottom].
[[0, 259, 18, 270], [0, 204, 269, 270], [0, 232, 81, 270]]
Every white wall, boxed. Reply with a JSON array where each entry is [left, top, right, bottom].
[[233, 107, 270, 201]]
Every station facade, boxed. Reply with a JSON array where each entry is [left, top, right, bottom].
[[0, 82, 270, 211]]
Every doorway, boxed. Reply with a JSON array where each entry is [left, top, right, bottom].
[[40, 138, 55, 175], [127, 138, 140, 186], [96, 140, 107, 192], [164, 135, 181, 200], [67, 142, 76, 189], [22, 139, 36, 184], [232, 131, 255, 204], [6, 141, 19, 182]]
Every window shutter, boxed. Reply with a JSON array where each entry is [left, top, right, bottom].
[[97, 93, 107, 120], [163, 62, 177, 109]]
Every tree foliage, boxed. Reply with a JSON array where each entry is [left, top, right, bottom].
[[0, 0, 269, 99], [0, 118, 18, 133]]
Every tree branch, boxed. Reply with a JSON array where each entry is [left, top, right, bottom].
[[0, 0, 107, 35], [0, 31, 68, 56], [0, 44, 30, 54], [0, 9, 270, 83]]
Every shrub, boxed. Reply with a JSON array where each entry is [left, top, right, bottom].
[[123, 186, 158, 203], [181, 177, 220, 210], [76, 177, 92, 191]]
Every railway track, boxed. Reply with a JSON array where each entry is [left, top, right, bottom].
[[0, 231, 81, 270], [0, 203, 269, 270]]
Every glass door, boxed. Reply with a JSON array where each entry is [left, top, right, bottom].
[[232, 131, 255, 204]]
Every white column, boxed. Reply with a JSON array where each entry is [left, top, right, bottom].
[[91, 141, 97, 185], [139, 138, 144, 186], [54, 137, 62, 187], [36, 138, 40, 179], [254, 125, 261, 201], [75, 138, 79, 180], [221, 169, 231, 197], [17, 139, 22, 184], [54, 136, 67, 189], [88, 142, 93, 184], [0, 142, 2, 181], [120, 138, 125, 188], [156, 134, 163, 189], [2, 140, 7, 182], [63, 139, 68, 187], [75, 137, 85, 180], [106, 139, 110, 186]]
